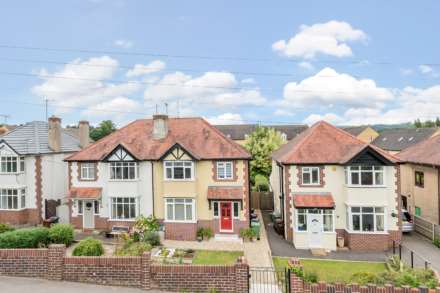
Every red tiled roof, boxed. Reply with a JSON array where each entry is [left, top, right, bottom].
[[207, 186, 243, 200], [293, 193, 335, 208], [397, 133, 440, 166], [69, 187, 102, 199], [272, 121, 398, 164], [65, 118, 250, 161]]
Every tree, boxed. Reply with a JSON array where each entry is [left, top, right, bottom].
[[244, 126, 283, 184], [90, 120, 117, 141], [435, 117, 440, 127], [414, 119, 422, 128]]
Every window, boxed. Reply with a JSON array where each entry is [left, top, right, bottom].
[[110, 197, 137, 220], [296, 209, 307, 231], [165, 198, 195, 222], [295, 209, 334, 232], [323, 209, 333, 232], [415, 206, 421, 216], [213, 202, 219, 217], [346, 166, 384, 186], [233, 202, 240, 218], [164, 161, 194, 180], [349, 206, 385, 232], [110, 162, 138, 180], [80, 163, 96, 180], [301, 167, 320, 185], [19, 157, 25, 172], [415, 171, 424, 188], [0, 189, 25, 210], [77, 200, 83, 214], [0, 156, 18, 173], [94, 200, 100, 215], [217, 161, 233, 180]]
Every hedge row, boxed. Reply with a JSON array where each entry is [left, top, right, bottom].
[[0, 224, 74, 248]]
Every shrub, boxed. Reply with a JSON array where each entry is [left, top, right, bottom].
[[49, 224, 74, 246], [134, 215, 160, 235], [197, 227, 204, 238], [114, 240, 151, 256], [0, 223, 14, 234], [72, 237, 104, 256], [433, 237, 440, 248], [0, 227, 50, 248], [202, 227, 213, 239], [240, 228, 256, 241], [304, 271, 318, 283], [350, 272, 381, 285], [143, 231, 161, 246], [254, 174, 270, 192]]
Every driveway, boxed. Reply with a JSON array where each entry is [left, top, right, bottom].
[[402, 232, 440, 273], [262, 211, 387, 262], [0, 276, 169, 293]]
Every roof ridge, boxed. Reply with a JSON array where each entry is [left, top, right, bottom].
[[320, 120, 368, 145]]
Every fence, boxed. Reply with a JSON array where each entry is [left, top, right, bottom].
[[392, 241, 431, 270], [251, 192, 274, 211], [414, 215, 440, 241], [249, 266, 290, 293]]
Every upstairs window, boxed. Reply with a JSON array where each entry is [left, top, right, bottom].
[[110, 162, 138, 180], [301, 167, 320, 185], [0, 156, 17, 173], [216, 161, 233, 180], [164, 161, 194, 180], [80, 163, 96, 180], [346, 166, 384, 186], [415, 171, 424, 188], [19, 157, 25, 172]]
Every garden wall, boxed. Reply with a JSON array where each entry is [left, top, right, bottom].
[[0, 244, 249, 293], [288, 258, 440, 293]]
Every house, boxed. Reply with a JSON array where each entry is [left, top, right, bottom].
[[341, 126, 379, 143], [65, 115, 251, 240], [0, 117, 88, 225], [270, 121, 401, 251], [397, 135, 440, 224], [0, 124, 18, 135], [372, 128, 440, 154], [214, 124, 308, 145]]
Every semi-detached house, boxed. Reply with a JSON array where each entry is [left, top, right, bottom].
[[270, 121, 402, 251], [65, 115, 251, 240]]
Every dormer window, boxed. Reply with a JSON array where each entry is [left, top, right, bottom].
[[107, 146, 138, 180]]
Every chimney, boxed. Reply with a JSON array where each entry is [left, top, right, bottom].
[[78, 120, 90, 148], [152, 114, 168, 140], [48, 116, 61, 152]]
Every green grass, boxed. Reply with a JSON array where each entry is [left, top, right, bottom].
[[273, 257, 387, 284], [192, 250, 243, 265]]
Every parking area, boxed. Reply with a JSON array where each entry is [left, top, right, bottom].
[[402, 232, 440, 273]]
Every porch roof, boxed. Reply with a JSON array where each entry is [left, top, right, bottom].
[[207, 186, 243, 200], [293, 193, 335, 208], [68, 187, 102, 200]]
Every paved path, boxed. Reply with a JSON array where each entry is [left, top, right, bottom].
[[262, 211, 387, 262], [244, 210, 274, 267], [402, 233, 440, 273], [0, 276, 169, 293]]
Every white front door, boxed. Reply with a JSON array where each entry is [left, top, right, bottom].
[[308, 212, 322, 248], [83, 200, 95, 229]]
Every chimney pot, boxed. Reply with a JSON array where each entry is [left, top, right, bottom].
[[152, 114, 168, 140], [48, 116, 61, 152], [78, 120, 90, 148]]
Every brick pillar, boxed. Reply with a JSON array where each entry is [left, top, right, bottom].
[[235, 256, 249, 293], [141, 251, 151, 290], [47, 244, 65, 280], [289, 258, 304, 293]]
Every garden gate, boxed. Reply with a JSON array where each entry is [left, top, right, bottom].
[[249, 267, 290, 293]]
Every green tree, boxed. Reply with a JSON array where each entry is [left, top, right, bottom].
[[90, 120, 116, 141], [435, 117, 440, 127], [424, 120, 435, 128], [244, 126, 283, 184], [414, 119, 422, 128]]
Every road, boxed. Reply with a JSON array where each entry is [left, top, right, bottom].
[[0, 276, 169, 293]]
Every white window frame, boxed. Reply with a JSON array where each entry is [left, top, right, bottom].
[[165, 198, 196, 223], [345, 166, 385, 187], [80, 162, 96, 180], [164, 161, 194, 181], [76, 200, 83, 215], [0, 156, 18, 174], [347, 205, 387, 233], [109, 197, 138, 220], [301, 167, 320, 185], [294, 208, 335, 233], [216, 161, 234, 180], [109, 162, 138, 181], [233, 202, 240, 219], [19, 157, 25, 173], [0, 188, 26, 210]]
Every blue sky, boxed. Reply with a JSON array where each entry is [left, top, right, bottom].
[[1, 0, 440, 127]]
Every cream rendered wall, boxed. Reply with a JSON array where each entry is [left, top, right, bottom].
[[70, 161, 153, 219], [270, 160, 282, 214], [42, 153, 70, 200], [153, 153, 246, 222]]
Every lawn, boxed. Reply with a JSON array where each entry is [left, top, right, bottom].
[[192, 250, 243, 265], [273, 257, 387, 284]]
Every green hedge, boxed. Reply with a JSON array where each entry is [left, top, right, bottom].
[[49, 224, 74, 246], [0, 227, 50, 248], [0, 223, 14, 234], [72, 237, 104, 256]]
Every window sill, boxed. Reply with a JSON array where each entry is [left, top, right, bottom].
[[79, 178, 97, 181], [108, 179, 139, 182], [294, 230, 336, 234], [108, 219, 136, 222], [0, 208, 27, 211], [345, 185, 387, 188], [164, 179, 195, 182], [344, 229, 389, 235], [164, 220, 197, 224]]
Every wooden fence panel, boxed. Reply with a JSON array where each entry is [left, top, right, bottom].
[[251, 192, 274, 211]]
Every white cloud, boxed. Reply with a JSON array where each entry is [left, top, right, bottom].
[[298, 61, 314, 71], [241, 78, 256, 84], [126, 60, 166, 77], [419, 65, 433, 74], [303, 113, 344, 125], [400, 68, 413, 76], [206, 113, 244, 125], [272, 20, 367, 59], [82, 97, 141, 117], [273, 109, 294, 117], [280, 67, 394, 109], [114, 39, 133, 49], [32, 56, 141, 115]]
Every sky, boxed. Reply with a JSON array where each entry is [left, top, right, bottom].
[[1, 0, 440, 127]]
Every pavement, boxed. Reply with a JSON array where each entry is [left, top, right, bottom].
[[402, 232, 440, 273], [0, 276, 169, 293], [244, 210, 274, 267]]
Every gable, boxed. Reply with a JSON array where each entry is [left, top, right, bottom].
[[160, 144, 197, 161], [0, 141, 19, 156], [104, 145, 136, 161], [346, 147, 394, 166]]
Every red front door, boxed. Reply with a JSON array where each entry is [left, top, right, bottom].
[[220, 202, 233, 231]]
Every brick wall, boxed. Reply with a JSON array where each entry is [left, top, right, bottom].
[[337, 229, 400, 251], [164, 222, 198, 240], [289, 258, 440, 293], [0, 209, 40, 225], [0, 249, 48, 278]]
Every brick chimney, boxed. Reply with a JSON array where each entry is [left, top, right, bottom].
[[78, 121, 90, 148], [152, 114, 168, 140], [48, 116, 61, 152]]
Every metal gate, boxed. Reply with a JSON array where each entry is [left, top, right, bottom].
[[249, 267, 290, 293]]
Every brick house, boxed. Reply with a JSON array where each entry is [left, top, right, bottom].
[[0, 117, 87, 225], [270, 121, 402, 251], [65, 115, 251, 240]]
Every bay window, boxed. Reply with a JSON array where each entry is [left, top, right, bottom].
[[110, 197, 137, 220], [164, 161, 194, 180], [345, 166, 384, 186], [348, 206, 385, 232], [80, 163, 96, 180], [216, 161, 233, 180], [110, 162, 138, 180], [301, 167, 320, 185], [0, 188, 26, 210], [165, 198, 195, 222]]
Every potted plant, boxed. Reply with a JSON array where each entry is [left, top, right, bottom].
[[196, 228, 204, 242]]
